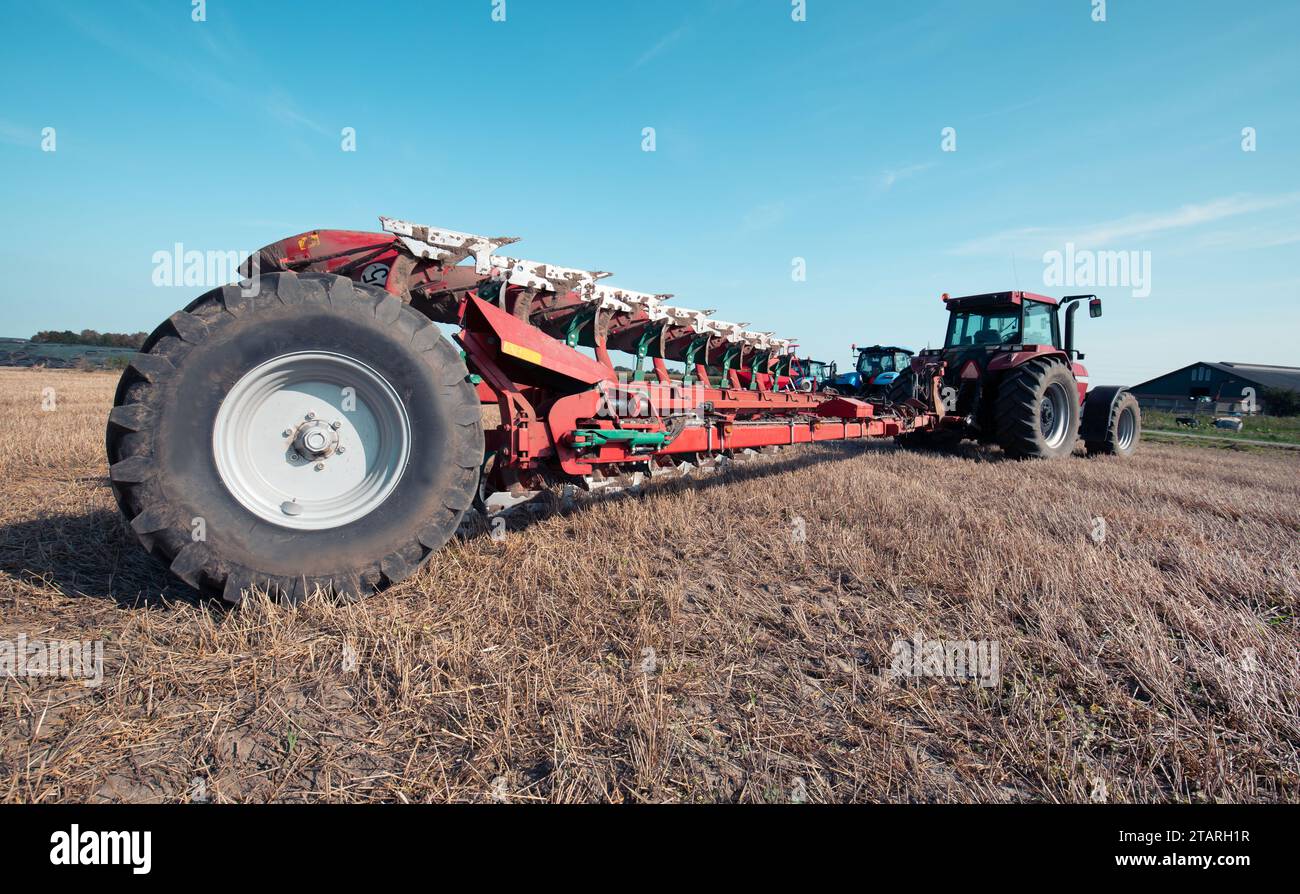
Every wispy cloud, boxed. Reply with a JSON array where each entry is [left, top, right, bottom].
[[0, 119, 36, 149], [262, 92, 329, 136], [951, 192, 1300, 255], [740, 202, 786, 232], [635, 25, 690, 68], [57, 6, 327, 139], [1189, 225, 1300, 251], [878, 162, 936, 191], [968, 97, 1043, 120]]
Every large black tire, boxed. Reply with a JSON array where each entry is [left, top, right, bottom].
[[105, 272, 483, 604], [993, 357, 1080, 459], [1086, 391, 1141, 457]]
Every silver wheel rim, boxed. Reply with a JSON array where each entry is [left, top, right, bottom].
[[1040, 381, 1071, 448], [1116, 406, 1136, 450], [212, 351, 411, 531]]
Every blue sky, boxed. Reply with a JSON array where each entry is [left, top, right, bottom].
[[1, 0, 1297, 385]]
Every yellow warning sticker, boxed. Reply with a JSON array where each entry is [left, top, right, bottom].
[[501, 341, 543, 365]]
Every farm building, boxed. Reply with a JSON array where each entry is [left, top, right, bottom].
[[1129, 361, 1300, 414]]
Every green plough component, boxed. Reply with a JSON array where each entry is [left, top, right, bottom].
[[571, 429, 668, 451]]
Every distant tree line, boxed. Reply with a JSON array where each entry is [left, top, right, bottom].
[[30, 329, 149, 348], [1263, 386, 1300, 417]]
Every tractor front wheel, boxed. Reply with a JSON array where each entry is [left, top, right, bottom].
[[105, 272, 483, 603], [1086, 391, 1141, 457], [993, 358, 1080, 459]]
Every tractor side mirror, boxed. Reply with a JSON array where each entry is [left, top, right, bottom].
[[1089, 298, 1102, 318]]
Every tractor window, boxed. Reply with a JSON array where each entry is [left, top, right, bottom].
[[857, 352, 896, 375], [946, 309, 1019, 347], [1022, 301, 1060, 347]]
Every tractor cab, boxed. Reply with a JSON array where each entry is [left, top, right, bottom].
[[943, 291, 1061, 352], [790, 357, 837, 392], [939, 290, 1101, 358], [832, 344, 914, 396], [933, 291, 1102, 394]]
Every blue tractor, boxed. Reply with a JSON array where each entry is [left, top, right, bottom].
[[789, 357, 838, 392], [831, 344, 915, 399]]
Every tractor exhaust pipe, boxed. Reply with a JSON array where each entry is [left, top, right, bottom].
[[1061, 294, 1096, 359]]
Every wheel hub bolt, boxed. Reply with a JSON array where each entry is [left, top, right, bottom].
[[306, 412, 316, 420], [290, 420, 340, 460], [314, 462, 325, 471], [331, 421, 342, 430]]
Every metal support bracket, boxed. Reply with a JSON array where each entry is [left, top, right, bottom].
[[633, 323, 665, 382]]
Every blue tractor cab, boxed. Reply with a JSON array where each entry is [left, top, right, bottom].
[[832, 345, 915, 398]]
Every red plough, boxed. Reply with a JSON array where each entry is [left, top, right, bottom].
[[105, 217, 944, 601]]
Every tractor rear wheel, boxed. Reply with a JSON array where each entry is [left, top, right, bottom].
[[993, 358, 1080, 459], [106, 272, 483, 604], [1086, 391, 1141, 457]]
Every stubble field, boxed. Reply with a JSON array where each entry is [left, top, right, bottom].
[[1, 367, 1297, 803]]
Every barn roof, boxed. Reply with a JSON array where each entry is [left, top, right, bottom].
[[1216, 362, 1300, 392], [1131, 361, 1300, 394]]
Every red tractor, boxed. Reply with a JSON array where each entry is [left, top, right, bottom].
[[888, 291, 1141, 459]]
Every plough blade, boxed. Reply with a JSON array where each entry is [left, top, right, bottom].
[[381, 216, 793, 372]]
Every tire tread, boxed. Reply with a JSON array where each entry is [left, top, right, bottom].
[[105, 272, 482, 605]]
